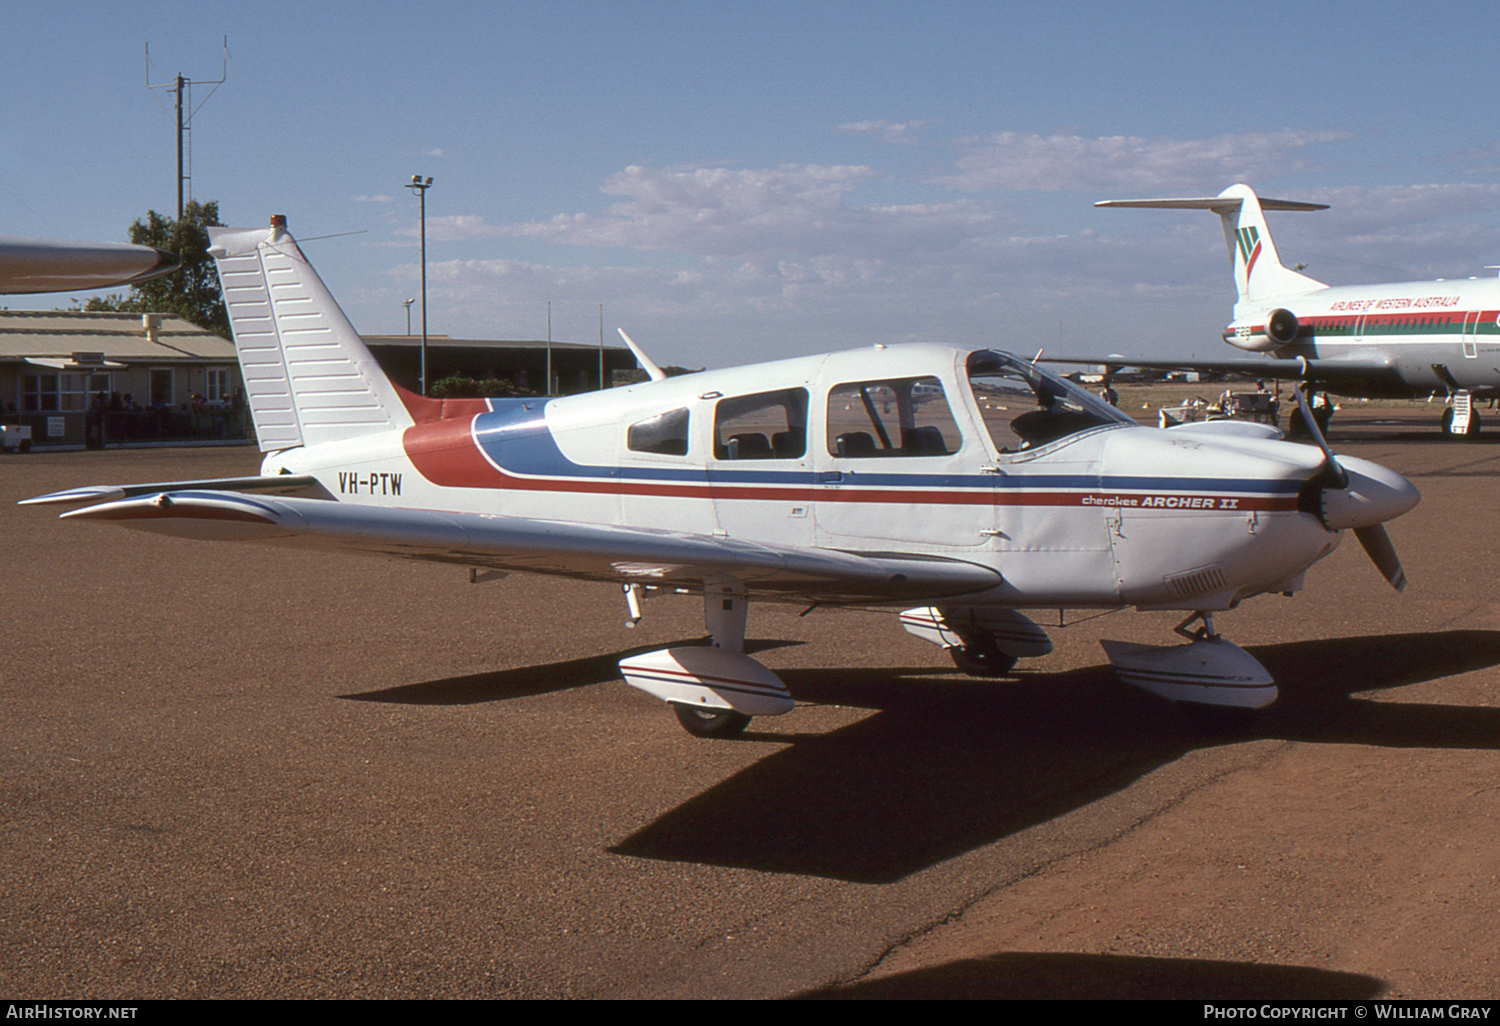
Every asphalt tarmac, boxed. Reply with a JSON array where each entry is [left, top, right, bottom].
[[2, 413, 1497, 999]]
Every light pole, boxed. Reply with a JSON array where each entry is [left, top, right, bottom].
[[406, 175, 433, 394], [403, 298, 414, 335]]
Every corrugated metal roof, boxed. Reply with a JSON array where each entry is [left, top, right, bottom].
[[0, 310, 236, 362]]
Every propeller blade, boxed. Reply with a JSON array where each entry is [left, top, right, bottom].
[[1295, 386, 1411, 590], [1292, 386, 1347, 488], [1354, 524, 1407, 592]]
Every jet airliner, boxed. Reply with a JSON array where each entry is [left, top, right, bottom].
[[1095, 184, 1500, 436]]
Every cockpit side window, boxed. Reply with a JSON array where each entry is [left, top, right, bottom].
[[825, 375, 961, 458], [627, 407, 690, 456], [967, 351, 1134, 453], [714, 388, 808, 460]]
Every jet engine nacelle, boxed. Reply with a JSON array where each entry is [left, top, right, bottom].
[[1223, 308, 1299, 353]]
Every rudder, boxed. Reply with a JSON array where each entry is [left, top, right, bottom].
[[208, 217, 412, 452], [1214, 184, 1326, 305]]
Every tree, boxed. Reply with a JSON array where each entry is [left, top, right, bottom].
[[82, 200, 229, 337]]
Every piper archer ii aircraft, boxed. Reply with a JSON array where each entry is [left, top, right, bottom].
[[22, 216, 1420, 736], [1093, 184, 1500, 437]]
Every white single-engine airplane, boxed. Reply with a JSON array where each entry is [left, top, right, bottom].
[[23, 216, 1421, 736], [1094, 184, 1500, 436]]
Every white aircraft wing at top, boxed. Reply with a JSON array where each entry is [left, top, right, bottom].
[[54, 489, 1004, 604], [1046, 352, 1409, 398], [0, 237, 180, 294]]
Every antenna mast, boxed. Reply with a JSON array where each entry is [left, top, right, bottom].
[[145, 37, 229, 220]]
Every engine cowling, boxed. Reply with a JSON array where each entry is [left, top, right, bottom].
[[1265, 308, 1300, 346], [1222, 308, 1300, 352]]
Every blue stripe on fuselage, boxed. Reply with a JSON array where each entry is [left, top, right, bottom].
[[469, 400, 1300, 494]]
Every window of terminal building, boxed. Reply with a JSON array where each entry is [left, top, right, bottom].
[[22, 372, 111, 413]]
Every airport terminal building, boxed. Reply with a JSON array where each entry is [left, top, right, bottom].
[[0, 310, 245, 446], [1, 311, 642, 448]]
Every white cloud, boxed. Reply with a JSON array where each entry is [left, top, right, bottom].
[[495, 163, 1008, 264], [393, 214, 509, 243], [930, 129, 1351, 193], [836, 120, 926, 145], [359, 138, 1500, 365]]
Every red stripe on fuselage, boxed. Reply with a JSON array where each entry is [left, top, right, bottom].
[[397, 431, 1296, 511], [402, 416, 509, 488], [398, 410, 1297, 511]]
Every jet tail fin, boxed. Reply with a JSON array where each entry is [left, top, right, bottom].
[[1097, 184, 1327, 305], [208, 218, 414, 453]]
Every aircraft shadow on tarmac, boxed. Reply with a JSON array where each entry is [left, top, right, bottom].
[[610, 629, 1500, 884], [795, 950, 1383, 1000], [340, 638, 801, 705]]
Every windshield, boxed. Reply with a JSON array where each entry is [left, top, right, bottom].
[[966, 351, 1136, 453]]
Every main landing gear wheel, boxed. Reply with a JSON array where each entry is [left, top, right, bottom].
[[672, 703, 752, 738], [948, 639, 1018, 678], [1441, 407, 1481, 439]]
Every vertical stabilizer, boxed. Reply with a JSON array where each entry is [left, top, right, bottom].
[[1213, 184, 1326, 304], [1097, 184, 1327, 307], [208, 218, 413, 452]]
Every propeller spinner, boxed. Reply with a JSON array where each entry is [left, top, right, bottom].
[[1293, 388, 1419, 590]]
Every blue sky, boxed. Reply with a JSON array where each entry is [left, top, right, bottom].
[[6, 0, 1500, 367]]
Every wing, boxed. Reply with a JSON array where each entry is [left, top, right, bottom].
[[0, 237, 180, 294], [20, 475, 330, 508], [45, 490, 1003, 604], [1047, 354, 1407, 396]]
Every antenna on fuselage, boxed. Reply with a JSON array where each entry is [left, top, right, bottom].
[[618, 328, 667, 382]]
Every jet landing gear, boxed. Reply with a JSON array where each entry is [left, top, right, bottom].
[[617, 579, 794, 738], [1441, 393, 1480, 439]]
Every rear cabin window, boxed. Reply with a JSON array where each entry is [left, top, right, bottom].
[[713, 388, 808, 460], [826, 375, 960, 458], [627, 407, 690, 456]]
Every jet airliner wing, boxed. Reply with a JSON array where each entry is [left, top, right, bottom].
[[1048, 354, 1409, 396], [43, 489, 1003, 604]]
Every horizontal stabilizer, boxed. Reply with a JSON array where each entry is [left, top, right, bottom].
[[1098, 184, 1327, 304], [20, 475, 327, 508], [1095, 197, 1328, 213]]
